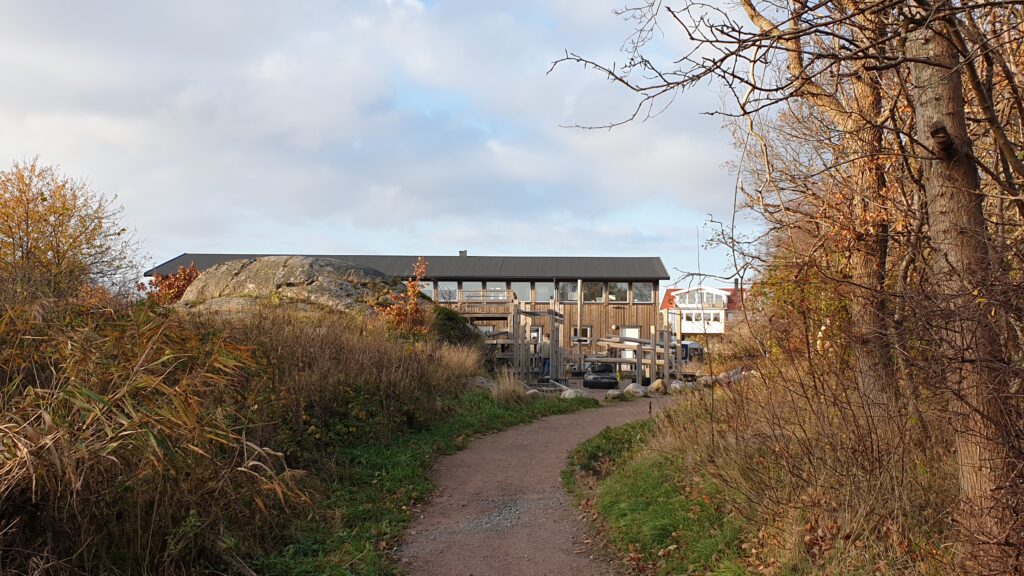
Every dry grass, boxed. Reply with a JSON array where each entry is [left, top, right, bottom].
[[491, 368, 528, 404], [647, 332, 960, 575], [0, 297, 484, 574]]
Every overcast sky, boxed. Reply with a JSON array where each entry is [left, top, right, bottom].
[[0, 0, 744, 287]]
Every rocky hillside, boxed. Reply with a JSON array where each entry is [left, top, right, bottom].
[[178, 255, 405, 315]]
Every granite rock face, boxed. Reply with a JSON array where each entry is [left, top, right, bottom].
[[178, 256, 404, 315]]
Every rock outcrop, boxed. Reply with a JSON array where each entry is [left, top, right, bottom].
[[178, 256, 404, 315]]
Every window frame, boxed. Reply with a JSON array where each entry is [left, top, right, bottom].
[[534, 281, 555, 304], [436, 280, 458, 302], [582, 281, 605, 303], [607, 281, 628, 303], [632, 282, 654, 304], [571, 325, 593, 343], [557, 281, 579, 303], [509, 281, 531, 303]]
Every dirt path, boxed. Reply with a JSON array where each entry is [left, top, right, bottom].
[[399, 394, 671, 576]]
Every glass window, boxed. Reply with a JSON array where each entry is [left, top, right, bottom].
[[633, 282, 654, 304], [582, 282, 604, 303], [481, 282, 509, 301], [436, 281, 458, 302], [510, 281, 531, 302], [571, 326, 592, 342], [462, 281, 483, 301], [418, 281, 434, 300], [713, 312, 721, 322], [534, 282, 555, 303], [558, 281, 579, 302], [684, 313, 693, 322], [608, 282, 628, 302]]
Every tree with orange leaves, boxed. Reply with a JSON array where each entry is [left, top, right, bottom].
[[375, 257, 430, 335]]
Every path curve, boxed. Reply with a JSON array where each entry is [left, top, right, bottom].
[[399, 395, 671, 576]]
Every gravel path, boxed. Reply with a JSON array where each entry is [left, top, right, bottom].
[[399, 394, 671, 576]]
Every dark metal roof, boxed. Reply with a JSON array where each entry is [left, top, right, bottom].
[[144, 253, 669, 281]]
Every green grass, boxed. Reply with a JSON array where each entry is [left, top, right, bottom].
[[258, 389, 598, 576], [565, 422, 747, 575]]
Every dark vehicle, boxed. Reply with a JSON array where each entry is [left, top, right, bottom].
[[679, 340, 705, 364], [582, 362, 619, 389]]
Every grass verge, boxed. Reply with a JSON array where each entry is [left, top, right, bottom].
[[259, 389, 598, 575], [564, 420, 747, 575]]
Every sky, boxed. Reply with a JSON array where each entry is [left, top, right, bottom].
[[0, 0, 747, 288]]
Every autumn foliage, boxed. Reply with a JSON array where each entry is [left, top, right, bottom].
[[0, 159, 137, 303], [375, 256, 430, 335], [139, 262, 200, 305]]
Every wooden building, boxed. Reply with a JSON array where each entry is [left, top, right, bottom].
[[146, 252, 669, 348]]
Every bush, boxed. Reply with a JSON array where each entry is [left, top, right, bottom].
[[491, 368, 528, 404], [221, 307, 483, 462], [0, 296, 484, 574], [0, 299, 297, 574], [431, 305, 485, 346]]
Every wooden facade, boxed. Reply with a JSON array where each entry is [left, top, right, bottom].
[[428, 280, 661, 349]]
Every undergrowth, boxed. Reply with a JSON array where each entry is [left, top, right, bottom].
[[564, 419, 746, 575], [0, 296, 503, 574]]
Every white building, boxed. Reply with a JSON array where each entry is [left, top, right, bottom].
[[659, 285, 733, 336]]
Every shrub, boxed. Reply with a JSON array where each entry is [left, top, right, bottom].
[[0, 299, 299, 574], [216, 306, 483, 461], [0, 295, 484, 574], [140, 262, 201, 304], [491, 368, 528, 404]]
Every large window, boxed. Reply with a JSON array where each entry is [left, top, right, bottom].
[[582, 282, 604, 303], [632, 282, 654, 303], [481, 281, 509, 301], [558, 281, 579, 302], [418, 281, 434, 300], [608, 282, 628, 303], [510, 281, 531, 302], [534, 282, 555, 303], [436, 281, 458, 302], [462, 281, 484, 301]]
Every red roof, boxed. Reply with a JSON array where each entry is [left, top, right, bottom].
[[659, 288, 681, 310], [721, 288, 745, 311]]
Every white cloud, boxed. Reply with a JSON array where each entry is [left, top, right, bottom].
[[0, 0, 741, 282]]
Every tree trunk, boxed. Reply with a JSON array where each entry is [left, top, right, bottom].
[[906, 9, 1017, 574], [847, 64, 896, 406]]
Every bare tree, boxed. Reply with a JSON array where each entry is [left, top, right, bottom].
[[554, 1, 1024, 572]]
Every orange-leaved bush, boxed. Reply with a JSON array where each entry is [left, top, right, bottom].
[[139, 262, 200, 305], [375, 256, 430, 335]]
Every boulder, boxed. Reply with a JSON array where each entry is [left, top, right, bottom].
[[623, 382, 647, 397], [560, 389, 585, 400], [648, 379, 665, 395], [605, 389, 624, 401], [526, 389, 541, 398], [698, 375, 715, 387], [178, 256, 404, 315], [669, 380, 694, 394]]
